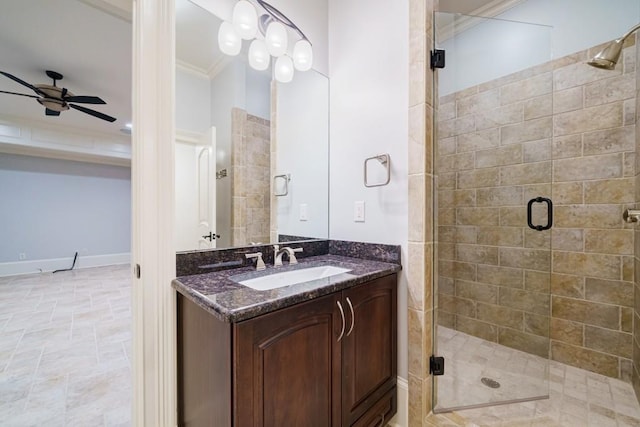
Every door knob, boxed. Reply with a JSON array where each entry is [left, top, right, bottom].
[[202, 232, 221, 241]]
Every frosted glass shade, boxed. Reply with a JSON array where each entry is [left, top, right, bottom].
[[248, 39, 270, 71], [292, 39, 313, 71], [275, 55, 294, 83], [232, 0, 258, 40], [265, 21, 288, 57], [218, 21, 241, 56]]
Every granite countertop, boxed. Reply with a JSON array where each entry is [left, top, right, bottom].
[[172, 254, 401, 323]]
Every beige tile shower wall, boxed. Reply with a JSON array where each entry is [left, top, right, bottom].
[[437, 39, 637, 381], [407, 0, 436, 423], [634, 35, 640, 402], [231, 108, 271, 246]]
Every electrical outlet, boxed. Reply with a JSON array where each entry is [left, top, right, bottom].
[[299, 204, 308, 221], [354, 201, 365, 222], [18, 253, 26, 260]]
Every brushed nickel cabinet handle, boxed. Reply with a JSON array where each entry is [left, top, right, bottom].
[[336, 301, 346, 342], [378, 414, 385, 427], [346, 297, 355, 336]]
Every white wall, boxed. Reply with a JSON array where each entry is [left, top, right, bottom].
[[276, 70, 329, 239], [0, 153, 131, 264], [176, 67, 211, 132], [245, 68, 271, 119], [439, 0, 640, 94], [328, 0, 409, 378]]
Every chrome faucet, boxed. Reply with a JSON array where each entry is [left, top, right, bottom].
[[273, 245, 303, 267], [245, 252, 266, 271]]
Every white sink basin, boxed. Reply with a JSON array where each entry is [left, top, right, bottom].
[[233, 265, 352, 291]]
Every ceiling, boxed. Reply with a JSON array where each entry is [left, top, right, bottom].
[[0, 0, 133, 137], [176, 0, 226, 74], [439, 0, 520, 16]]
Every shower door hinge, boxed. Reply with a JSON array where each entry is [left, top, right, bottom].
[[430, 355, 445, 376], [430, 49, 446, 69]]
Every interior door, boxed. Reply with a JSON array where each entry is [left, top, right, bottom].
[[196, 127, 217, 249], [432, 13, 552, 412], [175, 127, 217, 251]]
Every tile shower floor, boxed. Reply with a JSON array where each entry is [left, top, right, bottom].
[[429, 327, 640, 426], [0, 265, 131, 426]]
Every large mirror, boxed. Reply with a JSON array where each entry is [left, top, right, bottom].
[[174, 0, 329, 251]]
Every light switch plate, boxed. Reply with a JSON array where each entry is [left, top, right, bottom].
[[299, 203, 308, 221], [354, 201, 365, 222]]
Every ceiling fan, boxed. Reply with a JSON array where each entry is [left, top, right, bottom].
[[0, 70, 117, 123]]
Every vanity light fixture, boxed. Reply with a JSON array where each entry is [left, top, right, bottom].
[[217, 0, 313, 82]]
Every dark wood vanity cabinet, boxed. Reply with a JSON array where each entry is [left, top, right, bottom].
[[234, 292, 343, 426], [177, 273, 397, 427], [341, 276, 397, 426]]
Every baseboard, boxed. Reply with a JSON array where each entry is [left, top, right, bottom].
[[0, 252, 131, 277], [387, 376, 408, 427]]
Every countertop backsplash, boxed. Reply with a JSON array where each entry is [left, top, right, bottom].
[[176, 239, 401, 277]]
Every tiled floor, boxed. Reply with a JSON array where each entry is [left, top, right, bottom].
[[429, 327, 640, 426], [3, 267, 640, 426], [0, 265, 131, 426], [436, 327, 549, 410]]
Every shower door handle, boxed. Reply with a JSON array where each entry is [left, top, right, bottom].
[[527, 197, 553, 231]]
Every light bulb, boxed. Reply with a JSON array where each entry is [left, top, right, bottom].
[[265, 21, 288, 57], [218, 21, 241, 56], [248, 39, 270, 71], [232, 0, 258, 40], [275, 55, 294, 83], [292, 39, 313, 71]]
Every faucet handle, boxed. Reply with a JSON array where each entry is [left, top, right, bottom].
[[286, 247, 303, 265], [273, 245, 284, 267], [245, 252, 266, 271]]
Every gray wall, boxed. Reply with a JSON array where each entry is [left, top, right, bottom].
[[0, 153, 131, 262]]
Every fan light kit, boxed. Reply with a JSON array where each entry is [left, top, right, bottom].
[[0, 70, 116, 122], [218, 0, 313, 82]]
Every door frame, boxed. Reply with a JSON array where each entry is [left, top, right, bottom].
[[131, 0, 177, 425]]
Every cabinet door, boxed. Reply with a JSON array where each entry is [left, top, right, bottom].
[[234, 293, 343, 427], [341, 275, 397, 425]]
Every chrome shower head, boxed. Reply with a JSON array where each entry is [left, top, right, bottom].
[[588, 22, 640, 70], [587, 39, 624, 70]]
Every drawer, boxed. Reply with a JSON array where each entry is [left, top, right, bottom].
[[351, 388, 396, 427]]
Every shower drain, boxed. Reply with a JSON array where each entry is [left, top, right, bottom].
[[481, 377, 501, 388]]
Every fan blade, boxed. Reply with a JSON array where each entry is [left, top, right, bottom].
[[45, 109, 60, 116], [0, 90, 40, 99], [69, 104, 116, 122], [64, 95, 106, 105], [0, 71, 44, 96]]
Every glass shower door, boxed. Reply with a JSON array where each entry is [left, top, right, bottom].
[[433, 12, 553, 412]]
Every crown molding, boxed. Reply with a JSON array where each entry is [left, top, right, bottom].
[[0, 114, 131, 166], [176, 59, 210, 79], [437, 0, 525, 42], [176, 56, 235, 81], [206, 55, 234, 79], [77, 0, 132, 22]]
